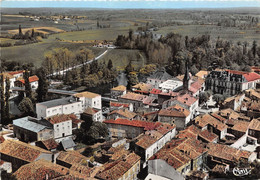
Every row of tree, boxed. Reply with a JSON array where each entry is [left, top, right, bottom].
[[115, 30, 260, 76]]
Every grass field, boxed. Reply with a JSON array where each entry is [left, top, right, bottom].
[[48, 26, 135, 41], [157, 25, 260, 44], [8, 26, 65, 35], [1, 40, 105, 67], [0, 38, 18, 44], [99, 49, 147, 71]]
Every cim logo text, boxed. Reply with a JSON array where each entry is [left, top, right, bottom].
[[233, 167, 251, 177]]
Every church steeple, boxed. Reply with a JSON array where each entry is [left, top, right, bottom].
[[183, 60, 190, 91]]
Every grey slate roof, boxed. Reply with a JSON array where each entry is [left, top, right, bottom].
[[13, 116, 49, 133], [61, 137, 76, 150], [37, 96, 79, 108]]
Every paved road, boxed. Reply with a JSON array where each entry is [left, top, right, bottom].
[[47, 47, 113, 77]]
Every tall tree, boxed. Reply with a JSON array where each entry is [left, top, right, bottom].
[[5, 77, 10, 121], [36, 68, 48, 102], [31, 28, 35, 38], [24, 70, 32, 100], [19, 25, 22, 36], [252, 40, 257, 58], [0, 74, 6, 121], [107, 59, 113, 70]]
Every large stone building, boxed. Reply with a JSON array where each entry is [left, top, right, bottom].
[[36, 96, 82, 119], [205, 69, 260, 95], [13, 116, 53, 142]]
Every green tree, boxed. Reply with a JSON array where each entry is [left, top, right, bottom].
[[31, 28, 35, 38], [252, 40, 257, 58], [0, 74, 6, 121], [24, 70, 33, 100], [36, 68, 48, 102], [75, 121, 108, 144], [107, 59, 113, 70], [5, 77, 10, 121], [18, 97, 35, 116]]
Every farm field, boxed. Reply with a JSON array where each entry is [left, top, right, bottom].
[[48, 26, 135, 42], [1, 40, 105, 67], [157, 25, 260, 44]]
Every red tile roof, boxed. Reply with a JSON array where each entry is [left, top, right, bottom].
[[176, 93, 198, 106], [14, 159, 86, 180], [104, 118, 160, 130], [189, 81, 202, 94], [110, 102, 130, 108], [109, 109, 137, 119], [226, 69, 260, 82], [195, 114, 228, 131], [0, 140, 51, 163], [19, 75, 39, 84], [0, 136, 5, 143], [207, 143, 252, 162], [199, 130, 218, 142], [159, 104, 190, 118], [40, 138, 58, 150], [95, 153, 140, 180], [150, 88, 162, 94], [47, 114, 73, 124], [120, 92, 147, 101], [57, 151, 89, 166], [8, 70, 24, 76]]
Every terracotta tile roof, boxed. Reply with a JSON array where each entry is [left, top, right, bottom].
[[207, 143, 252, 162], [84, 107, 100, 115], [132, 83, 153, 92], [0, 136, 5, 143], [177, 125, 200, 139], [195, 70, 209, 79], [232, 120, 250, 133], [57, 151, 89, 166], [0, 140, 51, 163], [142, 96, 157, 105], [210, 113, 228, 123], [218, 108, 240, 119], [95, 153, 140, 180], [74, 91, 100, 98], [47, 114, 73, 124], [40, 138, 58, 150], [226, 69, 260, 82], [8, 70, 24, 76], [14, 159, 86, 180], [111, 85, 126, 91], [175, 138, 207, 159], [150, 137, 207, 170], [120, 92, 147, 101], [110, 102, 130, 108], [159, 104, 190, 118], [107, 145, 130, 161], [176, 93, 198, 106], [199, 130, 218, 142], [189, 81, 202, 94], [195, 114, 227, 131], [109, 109, 137, 119], [159, 91, 179, 97], [104, 119, 175, 133], [135, 123, 175, 149], [18, 75, 39, 84], [248, 119, 260, 131], [150, 88, 162, 94], [1, 72, 14, 79]]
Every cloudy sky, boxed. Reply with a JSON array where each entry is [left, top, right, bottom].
[[1, 0, 259, 9]]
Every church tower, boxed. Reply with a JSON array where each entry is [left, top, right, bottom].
[[183, 60, 190, 91]]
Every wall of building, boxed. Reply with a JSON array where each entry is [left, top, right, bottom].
[[111, 90, 126, 99], [106, 124, 144, 139], [231, 133, 247, 149], [53, 120, 72, 141], [119, 160, 140, 180]]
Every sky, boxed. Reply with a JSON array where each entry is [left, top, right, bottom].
[[1, 0, 260, 9]]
